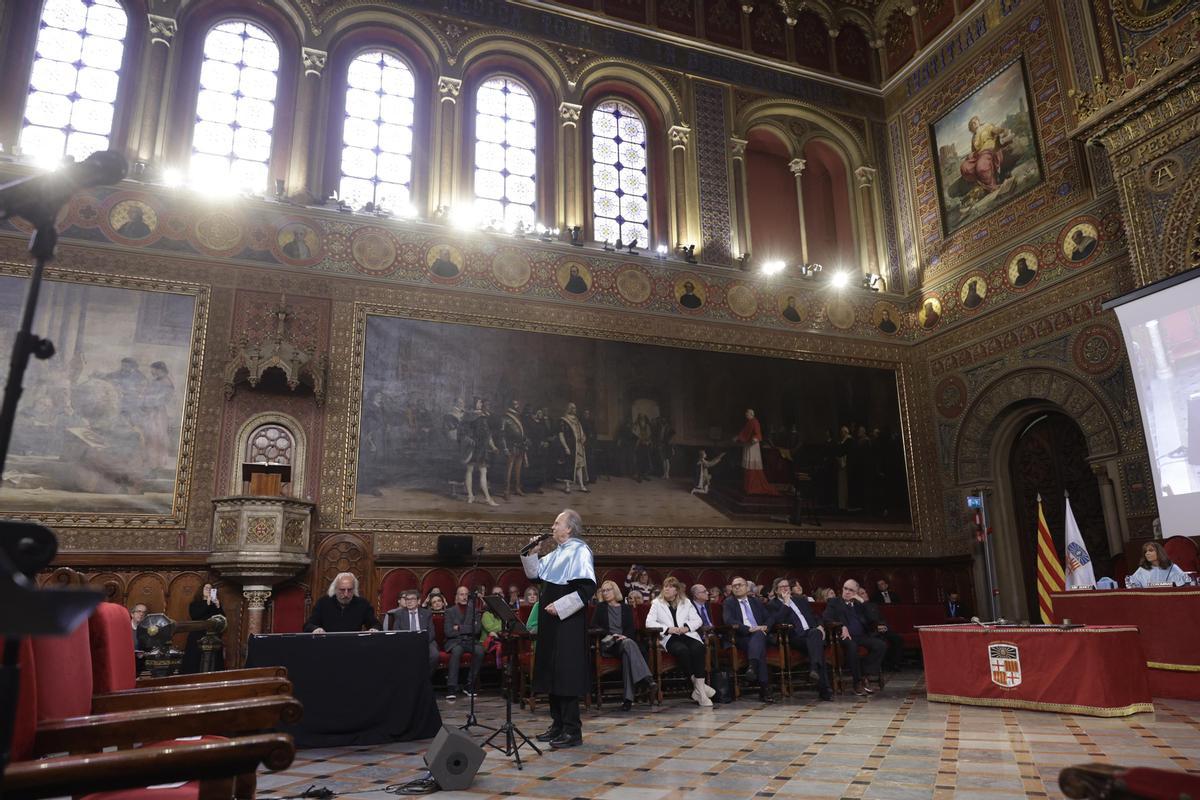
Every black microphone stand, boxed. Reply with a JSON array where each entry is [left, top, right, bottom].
[[459, 546, 494, 735], [482, 618, 540, 768]]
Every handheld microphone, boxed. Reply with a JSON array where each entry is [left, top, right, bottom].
[[0, 151, 128, 222], [520, 532, 552, 556]]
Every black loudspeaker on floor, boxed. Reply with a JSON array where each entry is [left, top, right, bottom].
[[424, 725, 485, 791]]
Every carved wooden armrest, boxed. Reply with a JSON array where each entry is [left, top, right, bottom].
[[5, 733, 295, 800], [136, 666, 287, 687], [34, 696, 302, 756], [93, 677, 293, 713]]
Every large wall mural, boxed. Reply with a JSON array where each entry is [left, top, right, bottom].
[[349, 312, 912, 532], [0, 270, 205, 522]]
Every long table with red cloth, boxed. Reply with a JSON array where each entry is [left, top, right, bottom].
[[1051, 587, 1200, 700], [919, 624, 1153, 716]]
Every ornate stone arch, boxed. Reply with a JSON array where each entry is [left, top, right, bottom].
[[454, 36, 568, 100], [953, 367, 1121, 487], [873, 0, 913, 33], [744, 119, 799, 158], [734, 100, 868, 165], [1159, 159, 1200, 285], [230, 411, 309, 496], [800, 1, 837, 32], [834, 7, 878, 40], [320, 8, 443, 70], [573, 61, 683, 125]]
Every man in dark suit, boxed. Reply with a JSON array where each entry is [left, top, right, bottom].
[[385, 589, 439, 673], [443, 585, 485, 700], [822, 579, 887, 696], [856, 586, 904, 672], [870, 579, 899, 605], [767, 578, 831, 700], [723, 575, 775, 702], [689, 584, 717, 633], [944, 591, 970, 620]]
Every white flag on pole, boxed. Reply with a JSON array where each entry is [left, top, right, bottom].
[[1063, 493, 1096, 589]]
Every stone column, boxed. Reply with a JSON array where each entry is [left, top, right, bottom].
[[789, 157, 809, 264], [729, 137, 751, 259], [668, 125, 692, 252], [854, 165, 880, 280], [242, 587, 273, 637], [827, 27, 840, 74], [558, 102, 583, 233], [431, 77, 463, 214], [287, 48, 326, 202], [1092, 463, 1128, 558], [133, 14, 177, 165]]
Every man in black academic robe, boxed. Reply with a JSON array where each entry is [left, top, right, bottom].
[[304, 572, 381, 633], [521, 509, 596, 748]]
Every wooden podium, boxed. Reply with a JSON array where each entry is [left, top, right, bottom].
[[242, 463, 291, 496]]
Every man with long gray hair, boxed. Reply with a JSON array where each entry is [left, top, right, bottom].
[[304, 572, 380, 633]]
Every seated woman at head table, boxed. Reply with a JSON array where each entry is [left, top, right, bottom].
[[1126, 541, 1193, 587]]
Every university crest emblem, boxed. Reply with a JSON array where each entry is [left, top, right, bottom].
[[988, 642, 1021, 688]]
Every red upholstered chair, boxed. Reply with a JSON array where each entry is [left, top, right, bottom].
[[5, 637, 300, 800], [269, 584, 308, 633], [1163, 536, 1199, 573], [420, 568, 457, 602], [377, 568, 419, 618], [1060, 762, 1200, 799]]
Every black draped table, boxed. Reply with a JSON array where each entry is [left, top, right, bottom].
[[246, 631, 442, 748]]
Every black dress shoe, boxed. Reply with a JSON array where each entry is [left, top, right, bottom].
[[759, 689, 776, 704], [535, 728, 562, 742], [549, 734, 583, 749], [808, 670, 821, 683], [619, 700, 632, 712], [819, 691, 834, 701]]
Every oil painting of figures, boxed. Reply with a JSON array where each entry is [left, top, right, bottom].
[[931, 58, 1043, 236], [353, 314, 911, 530], [0, 275, 197, 516]]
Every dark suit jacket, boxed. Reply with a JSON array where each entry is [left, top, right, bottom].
[[591, 603, 635, 638], [821, 597, 869, 638], [386, 605, 436, 644], [944, 599, 970, 619], [443, 603, 480, 649], [869, 590, 900, 604], [723, 595, 771, 640], [858, 600, 888, 632], [767, 596, 822, 633]]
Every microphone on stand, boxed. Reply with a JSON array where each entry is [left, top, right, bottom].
[[0, 151, 128, 221], [520, 532, 552, 556]]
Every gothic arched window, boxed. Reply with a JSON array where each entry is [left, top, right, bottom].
[[190, 20, 280, 192], [590, 99, 649, 249], [473, 76, 537, 230], [20, 0, 129, 164], [339, 50, 416, 212], [246, 423, 294, 466]]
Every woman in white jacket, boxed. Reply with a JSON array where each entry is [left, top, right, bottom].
[[646, 576, 714, 706]]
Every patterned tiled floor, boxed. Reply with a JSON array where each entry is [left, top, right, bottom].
[[257, 673, 1200, 800]]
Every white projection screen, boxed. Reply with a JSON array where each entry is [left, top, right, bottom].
[[1107, 269, 1200, 537]]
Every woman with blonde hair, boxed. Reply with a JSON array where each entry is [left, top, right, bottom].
[[591, 580, 656, 711], [646, 576, 713, 706]]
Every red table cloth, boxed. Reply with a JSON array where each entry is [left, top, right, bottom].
[[1051, 588, 1200, 699], [920, 624, 1152, 716]]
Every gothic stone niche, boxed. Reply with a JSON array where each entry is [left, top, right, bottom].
[[224, 297, 328, 405]]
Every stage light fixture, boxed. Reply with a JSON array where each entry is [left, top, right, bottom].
[[655, 244, 668, 260], [161, 168, 183, 188], [761, 260, 785, 276], [830, 271, 849, 289]]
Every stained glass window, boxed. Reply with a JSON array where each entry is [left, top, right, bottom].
[[473, 77, 536, 230], [20, 0, 129, 164], [339, 51, 415, 212], [190, 20, 279, 192], [591, 99, 648, 249]]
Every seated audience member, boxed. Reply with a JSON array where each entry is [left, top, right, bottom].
[[820, 588, 837, 602], [1127, 541, 1193, 587], [423, 587, 445, 609], [944, 591, 970, 619], [592, 580, 656, 710], [305, 572, 381, 633], [129, 603, 150, 650], [723, 576, 776, 703], [789, 581, 815, 602], [523, 585, 540, 607], [443, 585, 486, 699], [768, 578, 831, 700], [708, 585, 722, 603], [871, 579, 899, 604], [627, 589, 645, 607], [508, 584, 522, 609], [429, 593, 448, 612], [625, 565, 656, 599], [723, 584, 734, 599], [856, 586, 904, 671], [689, 585, 717, 632], [481, 593, 504, 667], [822, 579, 886, 696], [647, 577, 713, 707], [384, 589, 438, 673]]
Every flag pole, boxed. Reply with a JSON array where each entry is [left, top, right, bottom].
[[977, 489, 1000, 620]]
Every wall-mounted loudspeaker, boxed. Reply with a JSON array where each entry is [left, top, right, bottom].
[[424, 726, 484, 790], [783, 540, 816, 563], [437, 534, 473, 561]]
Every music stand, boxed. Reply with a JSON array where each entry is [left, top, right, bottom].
[[480, 595, 540, 768]]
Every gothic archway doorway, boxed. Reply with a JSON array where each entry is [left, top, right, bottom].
[[1007, 411, 1109, 620]]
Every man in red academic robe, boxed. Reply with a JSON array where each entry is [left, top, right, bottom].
[[735, 408, 779, 496]]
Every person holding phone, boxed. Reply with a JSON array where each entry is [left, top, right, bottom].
[[182, 581, 225, 673]]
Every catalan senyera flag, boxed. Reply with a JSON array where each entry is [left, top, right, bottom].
[[1036, 493, 1066, 624]]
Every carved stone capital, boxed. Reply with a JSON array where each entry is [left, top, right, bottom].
[[669, 125, 691, 150], [148, 14, 177, 47], [905, 4, 918, 16], [302, 48, 327, 78], [438, 77, 462, 100], [854, 165, 877, 189], [559, 102, 582, 126], [730, 137, 748, 159], [789, 157, 807, 177], [741, 3, 755, 13], [827, 28, 840, 39], [242, 588, 273, 611]]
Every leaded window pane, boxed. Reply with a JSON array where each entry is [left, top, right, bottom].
[[338, 51, 417, 210], [505, 175, 535, 205], [475, 141, 504, 169], [239, 68, 278, 101], [474, 170, 504, 200], [473, 76, 537, 226], [475, 198, 504, 226], [505, 146, 535, 177], [20, 0, 128, 163], [590, 99, 649, 248]]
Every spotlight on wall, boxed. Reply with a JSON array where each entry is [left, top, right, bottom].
[[451, 205, 479, 231], [830, 271, 849, 289], [861, 273, 882, 292], [655, 244, 668, 260], [761, 260, 786, 276], [797, 263, 823, 279], [161, 167, 183, 188]]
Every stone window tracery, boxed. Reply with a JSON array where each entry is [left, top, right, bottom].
[[473, 76, 537, 230], [245, 423, 294, 466], [339, 50, 416, 212], [591, 99, 650, 249]]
